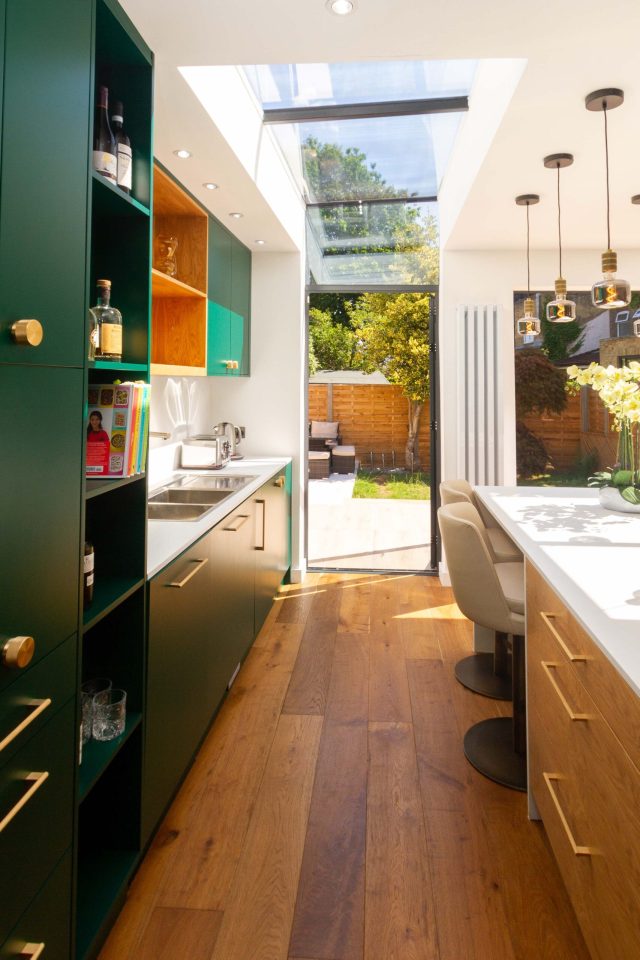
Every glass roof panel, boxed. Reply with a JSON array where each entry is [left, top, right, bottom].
[[307, 200, 438, 286], [274, 111, 463, 202], [244, 60, 476, 109]]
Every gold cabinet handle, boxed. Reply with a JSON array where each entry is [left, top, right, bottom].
[[0, 771, 49, 833], [539, 612, 588, 662], [20, 944, 45, 959], [10, 319, 44, 346], [2, 635, 35, 670], [274, 475, 285, 488], [223, 514, 249, 533], [540, 663, 591, 722], [543, 773, 596, 857], [254, 498, 266, 551], [0, 699, 52, 753], [166, 557, 208, 588]]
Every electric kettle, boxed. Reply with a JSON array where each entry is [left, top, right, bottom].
[[212, 422, 245, 458]]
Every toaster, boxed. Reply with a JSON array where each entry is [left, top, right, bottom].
[[180, 436, 231, 469]]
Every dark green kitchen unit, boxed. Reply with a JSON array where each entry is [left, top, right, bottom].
[[207, 216, 251, 376], [254, 465, 292, 635], [0, 1, 153, 958]]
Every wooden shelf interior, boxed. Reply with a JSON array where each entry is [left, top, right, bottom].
[[151, 164, 209, 368]]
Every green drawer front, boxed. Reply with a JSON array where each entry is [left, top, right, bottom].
[[0, 849, 71, 960], [0, 634, 76, 768], [0, 699, 75, 944]]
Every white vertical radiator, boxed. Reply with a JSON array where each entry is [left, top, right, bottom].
[[456, 305, 503, 486]]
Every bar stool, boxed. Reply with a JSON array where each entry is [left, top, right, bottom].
[[440, 479, 522, 563], [438, 502, 527, 791], [439, 490, 518, 700]]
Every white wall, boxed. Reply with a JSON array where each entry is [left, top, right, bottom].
[[439, 246, 640, 486], [207, 251, 307, 578]]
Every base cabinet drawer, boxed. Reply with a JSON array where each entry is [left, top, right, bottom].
[[0, 850, 71, 960], [0, 699, 75, 944], [527, 561, 640, 960]]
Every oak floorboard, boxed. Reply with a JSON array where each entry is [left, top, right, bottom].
[[337, 576, 372, 634], [137, 907, 223, 960], [282, 618, 337, 716], [210, 714, 323, 960], [274, 575, 322, 625], [155, 625, 305, 911], [369, 620, 412, 723], [289, 719, 367, 960], [325, 633, 370, 723], [366, 721, 438, 960]]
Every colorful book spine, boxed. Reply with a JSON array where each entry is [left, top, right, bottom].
[[137, 383, 151, 473], [125, 382, 142, 476]]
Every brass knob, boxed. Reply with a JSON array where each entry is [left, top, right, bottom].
[[11, 319, 44, 347], [274, 476, 285, 488], [2, 635, 35, 669]]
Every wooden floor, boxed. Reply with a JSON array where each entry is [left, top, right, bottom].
[[99, 573, 590, 960]]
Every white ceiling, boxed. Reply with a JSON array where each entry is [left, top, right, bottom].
[[121, 0, 640, 253]]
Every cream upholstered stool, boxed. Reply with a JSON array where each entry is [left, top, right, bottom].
[[438, 502, 527, 791], [440, 479, 522, 563]]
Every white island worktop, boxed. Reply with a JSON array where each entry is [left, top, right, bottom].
[[146, 457, 291, 578], [475, 486, 640, 696]]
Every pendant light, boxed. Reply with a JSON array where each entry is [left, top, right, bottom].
[[544, 154, 576, 322], [586, 88, 630, 309], [515, 194, 541, 337]]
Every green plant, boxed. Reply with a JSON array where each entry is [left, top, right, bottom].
[[516, 422, 550, 478]]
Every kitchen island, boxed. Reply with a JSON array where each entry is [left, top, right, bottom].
[[475, 486, 640, 960]]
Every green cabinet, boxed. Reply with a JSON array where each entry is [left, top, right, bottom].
[[0, 0, 92, 367], [207, 217, 251, 376], [254, 466, 292, 635], [1, 852, 72, 960]]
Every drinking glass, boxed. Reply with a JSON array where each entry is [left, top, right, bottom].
[[92, 688, 127, 741], [154, 235, 178, 277], [80, 677, 112, 744]]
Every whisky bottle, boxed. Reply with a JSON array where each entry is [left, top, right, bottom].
[[83, 541, 94, 608], [90, 279, 123, 362], [92, 86, 117, 182]]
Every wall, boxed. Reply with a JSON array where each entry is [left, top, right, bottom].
[[207, 250, 307, 578], [438, 246, 640, 487]]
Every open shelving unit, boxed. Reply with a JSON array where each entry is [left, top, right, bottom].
[[150, 164, 208, 375], [75, 2, 152, 957]]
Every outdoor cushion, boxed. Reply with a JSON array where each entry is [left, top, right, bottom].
[[310, 420, 339, 439]]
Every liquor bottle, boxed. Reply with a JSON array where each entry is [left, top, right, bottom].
[[92, 86, 117, 182], [111, 101, 132, 194], [90, 279, 123, 361], [83, 541, 95, 608]]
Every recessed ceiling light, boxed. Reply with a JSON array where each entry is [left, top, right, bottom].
[[326, 0, 355, 15], [229, 212, 243, 219], [255, 240, 266, 245], [173, 149, 192, 159], [203, 182, 218, 191]]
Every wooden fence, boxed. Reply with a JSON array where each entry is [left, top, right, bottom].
[[309, 383, 430, 470], [521, 387, 616, 473]]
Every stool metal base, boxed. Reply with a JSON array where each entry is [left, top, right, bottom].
[[454, 653, 511, 700], [463, 717, 527, 792]]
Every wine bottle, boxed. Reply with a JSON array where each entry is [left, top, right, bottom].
[[83, 541, 95, 608], [111, 101, 132, 194], [90, 279, 123, 361], [92, 86, 117, 182]]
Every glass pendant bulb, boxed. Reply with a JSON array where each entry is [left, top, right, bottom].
[[634, 316, 640, 338], [592, 249, 631, 309], [547, 277, 577, 323], [517, 297, 541, 337]]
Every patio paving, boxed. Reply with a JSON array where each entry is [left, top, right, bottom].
[[308, 474, 431, 570]]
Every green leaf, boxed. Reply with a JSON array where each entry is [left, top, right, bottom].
[[620, 486, 640, 505], [612, 469, 633, 488]]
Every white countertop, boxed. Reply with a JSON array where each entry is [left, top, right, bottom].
[[475, 486, 640, 697], [146, 457, 290, 578]]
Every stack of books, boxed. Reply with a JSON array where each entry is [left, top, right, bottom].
[[85, 381, 151, 478]]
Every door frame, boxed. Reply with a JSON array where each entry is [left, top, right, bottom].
[[305, 283, 440, 575]]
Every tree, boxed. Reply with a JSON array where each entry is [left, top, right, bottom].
[[308, 307, 360, 372], [514, 349, 568, 477], [349, 292, 431, 468]]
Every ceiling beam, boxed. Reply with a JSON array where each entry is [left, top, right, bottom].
[[306, 195, 437, 208], [263, 95, 468, 125]]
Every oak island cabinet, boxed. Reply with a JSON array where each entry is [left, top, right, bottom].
[[0, 1, 152, 957]]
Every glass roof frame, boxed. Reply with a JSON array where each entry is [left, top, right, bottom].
[[262, 95, 469, 126]]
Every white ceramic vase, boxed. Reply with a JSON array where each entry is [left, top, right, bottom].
[[598, 486, 640, 515]]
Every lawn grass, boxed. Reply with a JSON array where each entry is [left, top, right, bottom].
[[520, 470, 591, 487], [353, 470, 431, 500]]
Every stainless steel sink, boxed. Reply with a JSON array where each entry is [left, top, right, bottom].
[[181, 475, 254, 492], [149, 489, 232, 505], [147, 502, 213, 521]]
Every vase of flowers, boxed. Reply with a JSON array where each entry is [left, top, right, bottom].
[[566, 361, 640, 514]]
